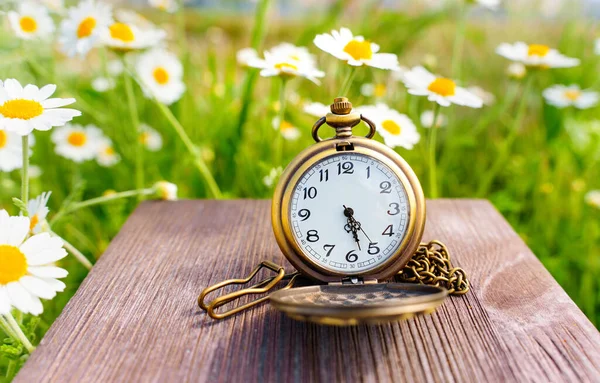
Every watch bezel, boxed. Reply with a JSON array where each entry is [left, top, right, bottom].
[[271, 136, 426, 283]]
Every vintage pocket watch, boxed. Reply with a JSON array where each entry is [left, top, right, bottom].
[[199, 97, 469, 326]]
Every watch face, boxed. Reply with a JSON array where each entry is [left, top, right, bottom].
[[289, 152, 410, 274]]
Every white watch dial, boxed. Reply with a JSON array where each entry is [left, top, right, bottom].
[[289, 152, 410, 274]]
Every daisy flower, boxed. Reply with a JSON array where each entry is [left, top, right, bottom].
[[101, 21, 165, 51], [136, 49, 186, 105], [154, 181, 177, 201], [358, 104, 420, 150], [0, 129, 27, 172], [8, 2, 55, 40], [313, 27, 400, 70], [542, 84, 599, 109], [421, 110, 448, 128], [96, 137, 120, 167], [263, 167, 283, 188], [0, 79, 81, 136], [248, 43, 325, 84], [236, 47, 258, 67], [303, 101, 330, 117], [139, 123, 163, 151], [91, 77, 115, 92], [360, 83, 387, 98], [585, 190, 600, 209], [0, 210, 68, 316], [401, 66, 483, 108], [58, 0, 113, 57], [507, 62, 526, 79], [27, 192, 51, 234], [51, 124, 104, 163], [496, 42, 579, 68], [148, 0, 179, 13], [29, 165, 42, 178], [272, 118, 301, 141]]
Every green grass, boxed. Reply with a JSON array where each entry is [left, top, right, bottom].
[[0, 1, 599, 379]]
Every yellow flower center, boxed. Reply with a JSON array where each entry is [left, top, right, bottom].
[[139, 132, 150, 144], [19, 16, 37, 33], [103, 189, 117, 197], [0, 99, 44, 120], [280, 121, 294, 131], [528, 44, 550, 57], [77, 17, 97, 39], [274, 62, 298, 72], [343, 39, 373, 61], [67, 132, 87, 147], [564, 90, 581, 101], [153, 67, 170, 85], [29, 214, 39, 231], [374, 84, 386, 98], [0, 130, 6, 149], [427, 77, 456, 97], [109, 23, 135, 42], [381, 119, 401, 135], [104, 146, 115, 155], [0, 245, 27, 285]]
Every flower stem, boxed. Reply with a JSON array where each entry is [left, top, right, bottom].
[[274, 77, 287, 165], [51, 231, 93, 270], [21, 135, 29, 208], [233, 0, 272, 152], [339, 66, 357, 97], [427, 104, 442, 198], [50, 188, 155, 225], [451, 0, 467, 81], [476, 75, 533, 197], [0, 315, 18, 340], [123, 68, 144, 202], [155, 102, 222, 198], [3, 313, 35, 353]]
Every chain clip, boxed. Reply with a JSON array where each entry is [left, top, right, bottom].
[[198, 260, 301, 319]]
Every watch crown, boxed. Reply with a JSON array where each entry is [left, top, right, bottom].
[[331, 97, 353, 115]]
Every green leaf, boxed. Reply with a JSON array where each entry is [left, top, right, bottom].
[[11, 198, 28, 216]]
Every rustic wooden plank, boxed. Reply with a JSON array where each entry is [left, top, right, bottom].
[[15, 200, 600, 382]]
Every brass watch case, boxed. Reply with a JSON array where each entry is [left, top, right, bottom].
[[271, 136, 426, 283]]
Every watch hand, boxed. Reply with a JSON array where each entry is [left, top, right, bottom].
[[343, 205, 373, 245], [343, 205, 361, 250]]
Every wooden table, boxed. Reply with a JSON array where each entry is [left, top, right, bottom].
[[16, 200, 600, 382]]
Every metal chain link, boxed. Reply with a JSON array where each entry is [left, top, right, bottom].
[[396, 240, 470, 295]]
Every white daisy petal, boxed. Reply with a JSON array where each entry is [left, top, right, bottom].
[[41, 278, 66, 292], [28, 266, 69, 279], [6, 282, 34, 314], [19, 276, 56, 300]]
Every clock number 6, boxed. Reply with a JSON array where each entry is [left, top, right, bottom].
[[345, 250, 358, 263]]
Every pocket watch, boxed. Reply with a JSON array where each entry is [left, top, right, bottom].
[[199, 97, 468, 326]]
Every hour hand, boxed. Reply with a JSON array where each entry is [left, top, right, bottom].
[[343, 205, 361, 250]]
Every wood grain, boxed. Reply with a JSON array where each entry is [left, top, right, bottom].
[[15, 200, 600, 382]]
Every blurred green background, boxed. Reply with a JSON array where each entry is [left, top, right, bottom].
[[0, 0, 599, 378]]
